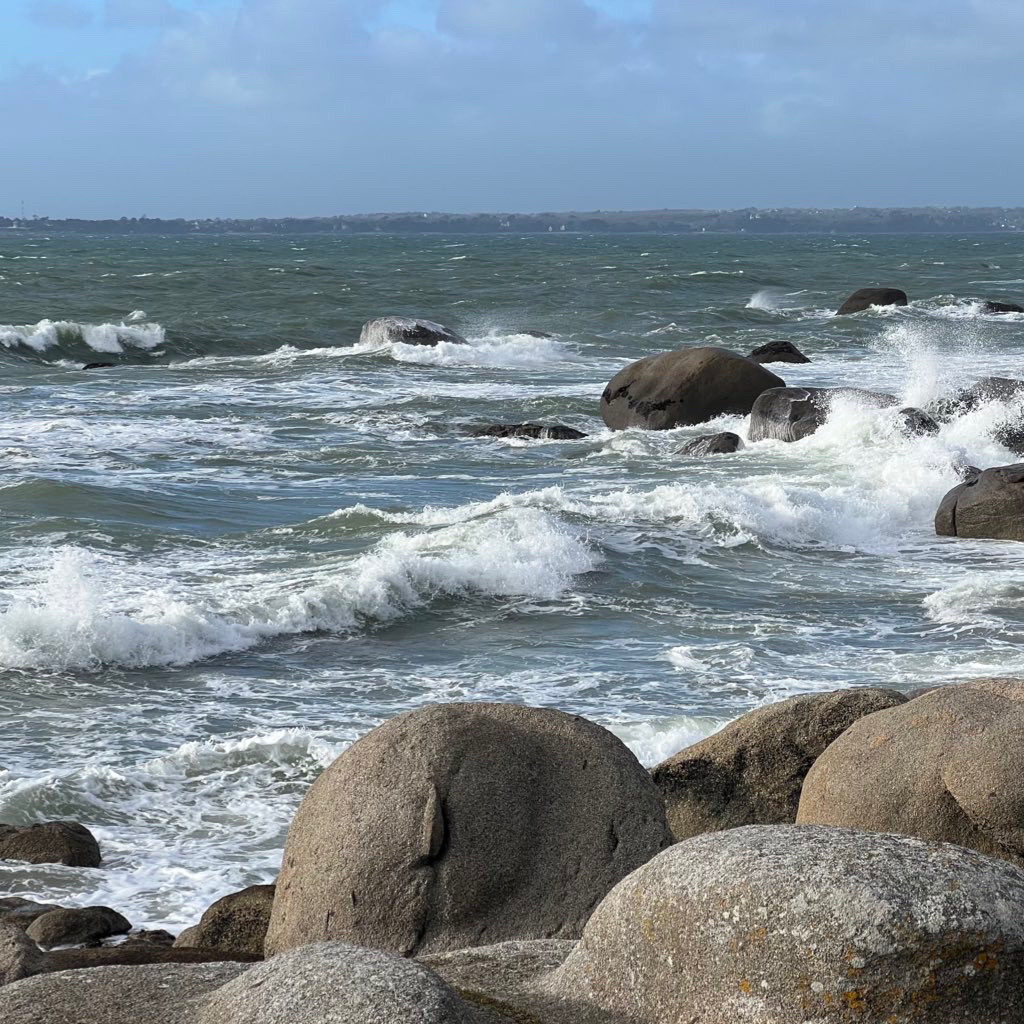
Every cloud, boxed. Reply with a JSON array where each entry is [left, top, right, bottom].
[[104, 0, 186, 28], [27, 0, 93, 29]]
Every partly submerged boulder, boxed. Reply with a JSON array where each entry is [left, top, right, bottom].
[[679, 431, 743, 456], [600, 347, 783, 431], [652, 688, 906, 842], [471, 423, 587, 440], [26, 906, 131, 948], [747, 340, 810, 364], [982, 300, 1024, 314], [836, 286, 908, 314], [897, 406, 940, 436], [748, 386, 896, 442], [542, 825, 1024, 1024], [265, 702, 671, 957], [176, 885, 274, 957], [935, 463, 1024, 541], [0, 822, 101, 868], [798, 679, 1024, 865], [359, 316, 465, 347]]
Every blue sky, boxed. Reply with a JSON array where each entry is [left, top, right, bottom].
[[0, 0, 1020, 218]]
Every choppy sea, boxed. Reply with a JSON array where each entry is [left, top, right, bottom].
[[2, 230, 1023, 929]]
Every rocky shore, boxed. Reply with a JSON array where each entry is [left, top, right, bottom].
[[4, 680, 1024, 1022]]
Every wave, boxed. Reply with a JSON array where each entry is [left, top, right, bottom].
[[0, 318, 165, 355], [372, 330, 578, 368], [0, 510, 596, 671]]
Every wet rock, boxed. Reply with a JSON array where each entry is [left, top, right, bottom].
[[544, 825, 1024, 1024], [748, 386, 895, 442], [600, 347, 784, 431], [897, 406, 940, 436], [678, 431, 742, 456], [471, 423, 587, 440], [179, 885, 274, 956], [836, 286, 908, 314], [747, 340, 810, 364], [119, 930, 176, 948], [199, 943, 488, 1024], [81, 361, 117, 370], [0, 821, 101, 867], [265, 702, 671, 957], [982, 300, 1024, 314], [934, 375, 1024, 419], [935, 463, 1024, 541], [359, 316, 465, 347], [41, 945, 262, 974], [651, 688, 906, 842], [173, 925, 200, 949], [0, 899, 62, 931], [0, 923, 43, 987], [27, 906, 131, 948], [798, 679, 1024, 867], [0, 962, 247, 1024]]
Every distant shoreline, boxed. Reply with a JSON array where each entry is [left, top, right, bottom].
[[3, 206, 1023, 235]]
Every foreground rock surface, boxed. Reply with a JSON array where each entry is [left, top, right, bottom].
[[600, 347, 783, 430], [836, 286, 908, 314], [0, 821, 101, 867], [360, 316, 465, 347], [265, 702, 670, 957], [543, 825, 1024, 1023], [798, 679, 1024, 865], [652, 688, 906, 841], [748, 386, 895, 442], [935, 463, 1024, 541], [0, 962, 247, 1024], [177, 885, 274, 956]]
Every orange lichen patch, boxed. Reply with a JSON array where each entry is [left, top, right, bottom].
[[739, 979, 752, 995], [842, 989, 867, 1013], [746, 926, 767, 943], [975, 951, 1000, 971]]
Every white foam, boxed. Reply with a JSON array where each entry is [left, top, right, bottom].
[[0, 318, 165, 354], [924, 575, 1024, 627], [386, 331, 577, 368]]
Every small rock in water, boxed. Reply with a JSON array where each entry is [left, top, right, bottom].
[[27, 907, 131, 948], [0, 821, 101, 868], [119, 930, 176, 949], [678, 431, 742, 456], [897, 406, 940, 436], [359, 316, 465, 347], [472, 423, 587, 440], [982, 300, 1024, 314], [747, 340, 810, 364], [81, 362, 116, 370], [836, 286, 908, 314]]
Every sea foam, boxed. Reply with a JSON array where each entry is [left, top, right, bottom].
[[0, 318, 165, 354]]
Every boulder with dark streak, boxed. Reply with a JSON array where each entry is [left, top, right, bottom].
[[679, 432, 742, 456], [471, 423, 587, 441], [359, 316, 466, 347], [601, 347, 784, 431], [936, 462, 1024, 541], [748, 386, 896, 443], [747, 340, 810, 364], [836, 286, 908, 314]]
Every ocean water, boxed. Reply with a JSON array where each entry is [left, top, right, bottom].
[[2, 231, 1024, 931]]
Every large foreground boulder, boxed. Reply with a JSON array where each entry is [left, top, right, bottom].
[[359, 316, 465, 347], [935, 463, 1024, 541], [0, 821, 101, 867], [600, 347, 783, 431], [797, 679, 1024, 864], [175, 885, 274, 956], [836, 287, 908, 314], [747, 340, 810, 364], [652, 688, 906, 841], [265, 702, 671, 958], [748, 386, 895, 442], [542, 825, 1024, 1023], [0, 962, 247, 1024]]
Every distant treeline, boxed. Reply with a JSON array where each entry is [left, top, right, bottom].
[[2, 207, 1023, 235]]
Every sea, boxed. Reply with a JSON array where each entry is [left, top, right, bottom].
[[2, 230, 1023, 932]]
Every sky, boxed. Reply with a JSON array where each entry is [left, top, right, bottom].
[[0, 0, 1021, 218]]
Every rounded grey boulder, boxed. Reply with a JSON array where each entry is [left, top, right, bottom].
[[27, 906, 131, 947], [748, 386, 895, 442], [600, 347, 783, 431], [265, 702, 671, 957], [936, 463, 1024, 541], [747, 340, 810, 364], [177, 884, 274, 956], [836, 286, 908, 314], [0, 821, 101, 867], [545, 825, 1024, 1023], [200, 943, 483, 1024], [652, 687, 906, 841], [359, 316, 465, 347], [798, 679, 1024, 866], [679, 431, 742, 456]]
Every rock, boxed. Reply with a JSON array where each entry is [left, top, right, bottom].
[[0, 898, 62, 931], [0, 962, 248, 1024], [543, 824, 1024, 1024], [952, 460, 982, 482], [41, 946, 262, 974], [81, 362, 116, 370], [797, 679, 1024, 867], [748, 386, 896, 442], [935, 463, 1024, 541], [747, 340, 810, 364], [265, 702, 671, 958], [199, 943, 488, 1024], [471, 424, 587, 440], [679, 431, 742, 456], [0, 821, 101, 867], [934, 376, 1024, 419], [982, 300, 1024, 314], [119, 930, 176, 948], [651, 688, 906, 842], [173, 925, 201, 949], [836, 286, 908, 314], [600, 347, 784, 431], [183, 885, 274, 956], [896, 406, 940, 436], [0, 923, 43, 987], [521, 329, 553, 338], [359, 316, 465, 347], [27, 906, 131, 948]]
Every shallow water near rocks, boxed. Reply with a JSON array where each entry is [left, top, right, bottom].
[[2, 231, 1024, 929]]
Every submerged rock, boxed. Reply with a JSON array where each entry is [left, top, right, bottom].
[[652, 688, 906, 841], [471, 423, 587, 440], [27, 906, 131, 948], [678, 431, 742, 456], [265, 702, 670, 957], [935, 463, 1024, 541], [747, 340, 810, 364], [177, 885, 274, 956], [982, 300, 1024, 314], [0, 821, 101, 868], [600, 347, 783, 431], [897, 405, 940, 436], [836, 286, 908, 314], [748, 386, 895, 442], [81, 362, 116, 370], [359, 316, 465, 347]]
